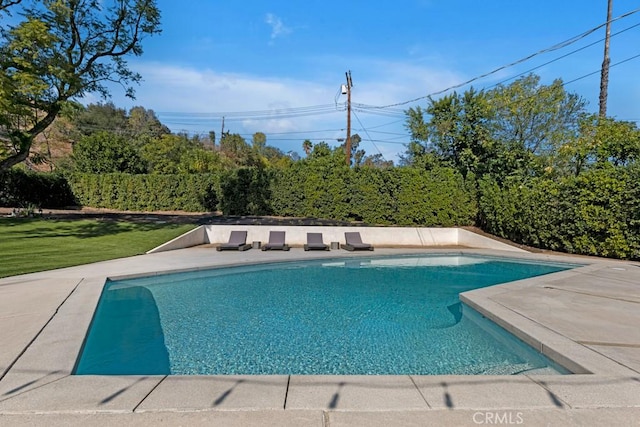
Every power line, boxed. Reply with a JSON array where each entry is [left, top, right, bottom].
[[358, 129, 408, 137], [489, 21, 640, 89], [352, 110, 387, 161], [352, 21, 639, 115], [367, 6, 640, 109], [86, 11, 639, 158], [563, 52, 640, 86], [159, 51, 640, 154], [370, 118, 404, 126], [157, 103, 342, 122], [152, 11, 640, 135]]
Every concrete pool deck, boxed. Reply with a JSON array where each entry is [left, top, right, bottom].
[[1, 242, 639, 426]]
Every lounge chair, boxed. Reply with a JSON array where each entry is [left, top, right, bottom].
[[216, 230, 252, 251], [261, 231, 290, 251], [304, 232, 330, 251], [342, 232, 374, 251]]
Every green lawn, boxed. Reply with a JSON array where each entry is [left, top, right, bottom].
[[0, 218, 195, 278]]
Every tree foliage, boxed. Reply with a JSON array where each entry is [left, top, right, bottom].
[[404, 74, 586, 181], [72, 131, 145, 174], [490, 75, 585, 155], [270, 144, 475, 225], [0, 1, 22, 15], [72, 102, 129, 137], [140, 134, 199, 174], [406, 89, 495, 178], [62, 102, 169, 144], [0, 0, 161, 170], [128, 106, 170, 140]]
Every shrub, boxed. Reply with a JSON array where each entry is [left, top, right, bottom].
[[67, 173, 219, 212], [478, 166, 640, 259], [270, 164, 477, 226], [219, 167, 272, 216], [0, 169, 76, 208]]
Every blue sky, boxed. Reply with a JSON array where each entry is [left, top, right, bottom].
[[103, 0, 640, 162]]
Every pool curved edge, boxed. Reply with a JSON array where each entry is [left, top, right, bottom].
[[1, 248, 639, 415]]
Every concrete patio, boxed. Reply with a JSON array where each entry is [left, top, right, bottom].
[[1, 230, 639, 426]]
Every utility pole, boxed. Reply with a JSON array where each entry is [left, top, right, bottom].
[[344, 71, 353, 166], [599, 0, 613, 118]]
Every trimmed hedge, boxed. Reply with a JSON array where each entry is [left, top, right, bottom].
[[0, 169, 76, 208], [219, 167, 273, 216], [270, 165, 478, 226], [66, 173, 219, 212], [1, 166, 478, 225], [4, 164, 640, 259], [478, 166, 640, 259]]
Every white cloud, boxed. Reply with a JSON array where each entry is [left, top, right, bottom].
[[265, 13, 292, 42], [127, 62, 332, 112]]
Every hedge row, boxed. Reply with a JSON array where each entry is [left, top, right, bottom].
[[270, 165, 477, 226], [8, 165, 639, 259], [0, 169, 76, 208], [66, 173, 219, 212], [478, 166, 640, 259], [1, 166, 478, 227]]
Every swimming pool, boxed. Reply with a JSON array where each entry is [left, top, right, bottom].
[[75, 254, 578, 375]]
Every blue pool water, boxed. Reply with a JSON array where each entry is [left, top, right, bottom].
[[75, 254, 578, 375]]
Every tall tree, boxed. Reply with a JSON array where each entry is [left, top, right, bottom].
[[560, 114, 640, 175], [489, 74, 585, 157], [404, 88, 495, 177], [400, 107, 436, 168], [251, 132, 266, 153], [0, 0, 161, 171], [72, 131, 146, 173], [73, 102, 129, 137], [208, 130, 216, 147], [140, 133, 196, 174], [337, 133, 364, 166], [362, 153, 393, 168], [302, 139, 312, 156], [127, 106, 170, 141], [219, 133, 250, 164], [487, 75, 586, 177]]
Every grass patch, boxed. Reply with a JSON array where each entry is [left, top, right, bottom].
[[0, 218, 195, 278]]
